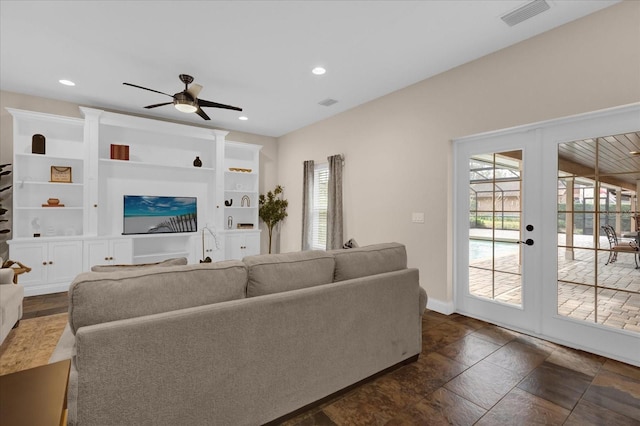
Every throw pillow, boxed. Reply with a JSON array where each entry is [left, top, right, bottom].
[[343, 238, 359, 249]]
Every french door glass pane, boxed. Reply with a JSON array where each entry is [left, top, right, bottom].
[[469, 151, 522, 307], [557, 133, 640, 332]]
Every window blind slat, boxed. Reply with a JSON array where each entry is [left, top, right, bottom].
[[312, 163, 329, 249]]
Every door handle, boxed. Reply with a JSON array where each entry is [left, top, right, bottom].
[[519, 239, 534, 246]]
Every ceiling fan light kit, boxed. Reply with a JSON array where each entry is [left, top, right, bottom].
[[173, 92, 198, 113], [123, 74, 242, 121]]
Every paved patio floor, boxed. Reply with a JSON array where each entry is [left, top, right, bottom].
[[468, 233, 640, 334]]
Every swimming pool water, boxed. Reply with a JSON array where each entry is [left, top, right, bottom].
[[469, 239, 518, 261]]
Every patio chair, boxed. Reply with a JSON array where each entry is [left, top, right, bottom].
[[601, 224, 639, 268]]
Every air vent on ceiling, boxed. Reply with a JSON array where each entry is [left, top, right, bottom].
[[318, 98, 338, 107], [501, 0, 550, 27]]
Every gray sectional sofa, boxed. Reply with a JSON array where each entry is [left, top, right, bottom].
[[51, 242, 426, 425]]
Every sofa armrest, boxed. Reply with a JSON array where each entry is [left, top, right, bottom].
[[419, 286, 427, 316], [0, 268, 15, 285]]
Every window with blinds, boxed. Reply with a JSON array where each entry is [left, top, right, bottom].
[[312, 163, 329, 250]]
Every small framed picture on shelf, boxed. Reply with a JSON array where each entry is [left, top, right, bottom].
[[50, 166, 72, 183]]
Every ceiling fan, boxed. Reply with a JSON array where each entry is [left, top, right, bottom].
[[123, 74, 242, 121]]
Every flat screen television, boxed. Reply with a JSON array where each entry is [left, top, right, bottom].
[[123, 195, 197, 235]]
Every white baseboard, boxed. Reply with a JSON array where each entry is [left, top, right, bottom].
[[23, 282, 70, 297], [426, 297, 455, 315]]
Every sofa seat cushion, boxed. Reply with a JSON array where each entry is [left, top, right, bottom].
[[244, 250, 335, 297], [330, 242, 407, 282], [90, 257, 188, 272], [69, 261, 246, 334]]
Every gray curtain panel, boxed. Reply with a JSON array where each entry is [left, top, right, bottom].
[[301, 160, 314, 250], [326, 154, 344, 250]]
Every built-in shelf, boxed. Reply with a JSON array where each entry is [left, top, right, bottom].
[[133, 251, 190, 262], [8, 106, 263, 296], [18, 181, 83, 187], [99, 158, 215, 173], [15, 152, 84, 162], [125, 232, 197, 239], [15, 207, 84, 211]]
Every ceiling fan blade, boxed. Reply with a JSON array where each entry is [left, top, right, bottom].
[[195, 108, 211, 121], [187, 83, 203, 99], [123, 82, 173, 98], [198, 99, 242, 111], [144, 102, 173, 109]]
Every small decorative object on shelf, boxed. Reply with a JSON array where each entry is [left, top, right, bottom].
[[42, 198, 64, 207], [224, 199, 233, 207], [50, 166, 72, 183], [193, 156, 202, 167], [32, 134, 46, 154], [229, 167, 252, 173], [110, 144, 130, 160], [241, 195, 250, 207], [31, 218, 40, 237], [227, 216, 233, 229], [237, 223, 254, 229]]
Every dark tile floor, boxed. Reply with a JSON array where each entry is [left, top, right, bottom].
[[21, 293, 640, 425], [283, 311, 640, 425]]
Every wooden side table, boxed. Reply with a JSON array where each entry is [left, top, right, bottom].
[[0, 359, 70, 426]]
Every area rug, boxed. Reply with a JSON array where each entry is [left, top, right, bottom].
[[0, 313, 67, 375]]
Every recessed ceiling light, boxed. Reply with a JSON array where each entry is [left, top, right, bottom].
[[59, 79, 75, 86], [239, 116, 248, 121], [312, 67, 326, 76]]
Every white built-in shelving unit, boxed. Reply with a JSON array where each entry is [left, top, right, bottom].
[[8, 107, 262, 295]]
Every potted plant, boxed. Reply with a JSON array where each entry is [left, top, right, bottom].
[[259, 185, 288, 254]]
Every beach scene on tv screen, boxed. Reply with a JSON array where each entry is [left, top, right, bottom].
[[123, 196, 197, 234]]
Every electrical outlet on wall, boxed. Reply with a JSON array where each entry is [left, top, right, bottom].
[[412, 212, 425, 223]]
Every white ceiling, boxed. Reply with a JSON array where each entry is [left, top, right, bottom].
[[0, 0, 619, 137]]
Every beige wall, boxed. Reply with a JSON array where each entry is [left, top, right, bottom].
[[276, 1, 640, 307], [0, 90, 279, 256]]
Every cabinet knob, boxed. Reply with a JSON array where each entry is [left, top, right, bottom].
[[105, 257, 109, 261], [48, 261, 53, 265], [43, 261, 47, 266], [94, 204, 98, 208]]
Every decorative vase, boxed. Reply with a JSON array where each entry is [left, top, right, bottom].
[[227, 216, 233, 229], [193, 156, 202, 167], [32, 134, 45, 154]]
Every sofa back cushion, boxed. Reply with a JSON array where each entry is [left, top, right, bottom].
[[330, 242, 407, 282], [244, 250, 335, 297], [69, 261, 247, 334], [90, 257, 188, 272]]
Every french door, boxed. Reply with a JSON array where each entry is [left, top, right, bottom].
[[454, 104, 640, 366], [454, 129, 543, 333]]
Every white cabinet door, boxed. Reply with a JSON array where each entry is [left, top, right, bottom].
[[243, 232, 260, 257], [9, 239, 83, 295], [85, 238, 132, 269], [8, 242, 47, 286], [225, 231, 260, 260], [225, 233, 244, 260], [48, 240, 83, 283], [111, 239, 133, 264], [85, 239, 109, 269]]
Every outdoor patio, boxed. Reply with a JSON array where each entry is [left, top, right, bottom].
[[468, 233, 640, 334]]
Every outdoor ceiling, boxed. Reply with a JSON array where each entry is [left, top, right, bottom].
[[559, 132, 640, 191], [0, 1, 619, 137]]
